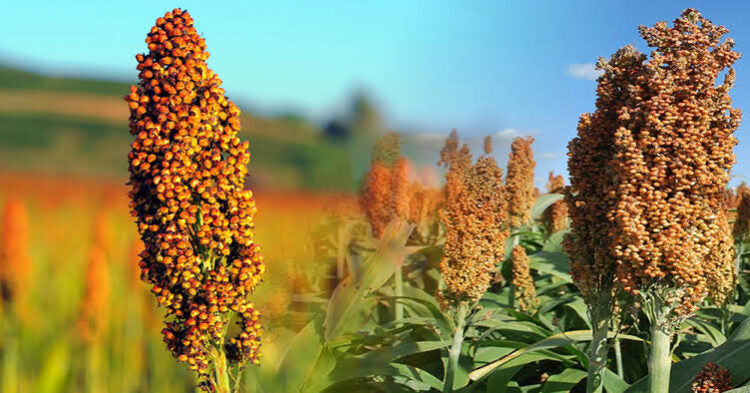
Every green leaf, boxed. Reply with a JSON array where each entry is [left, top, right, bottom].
[[277, 318, 326, 392], [625, 316, 750, 393], [531, 193, 564, 220], [469, 330, 643, 382], [541, 368, 587, 393], [529, 251, 572, 282], [324, 221, 413, 340], [308, 341, 448, 391], [602, 368, 629, 393]]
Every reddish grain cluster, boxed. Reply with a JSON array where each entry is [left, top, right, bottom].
[[691, 362, 732, 393], [506, 137, 536, 229], [124, 8, 264, 382]]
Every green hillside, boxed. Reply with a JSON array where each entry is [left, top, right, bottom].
[[0, 65, 354, 191]]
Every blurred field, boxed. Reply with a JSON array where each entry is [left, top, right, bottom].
[[0, 170, 355, 392], [0, 65, 354, 190]]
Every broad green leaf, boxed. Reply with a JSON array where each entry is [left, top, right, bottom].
[[470, 330, 643, 381], [529, 251, 572, 282], [277, 319, 325, 392], [309, 341, 448, 391], [531, 193, 564, 220], [626, 316, 750, 393], [602, 368, 629, 393], [324, 221, 413, 340], [541, 368, 587, 393]]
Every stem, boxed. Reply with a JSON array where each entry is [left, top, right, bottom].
[[212, 346, 232, 393], [394, 262, 404, 324], [586, 308, 610, 393], [614, 337, 624, 379], [444, 304, 468, 393], [648, 325, 671, 393], [646, 297, 672, 393]]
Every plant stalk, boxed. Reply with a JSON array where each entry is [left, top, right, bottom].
[[586, 307, 610, 393], [444, 304, 468, 393], [394, 262, 404, 324], [648, 323, 671, 393], [212, 347, 232, 393], [614, 337, 624, 379]]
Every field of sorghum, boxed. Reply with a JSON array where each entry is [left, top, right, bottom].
[[3, 6, 750, 393]]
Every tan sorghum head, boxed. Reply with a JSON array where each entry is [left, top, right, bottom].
[[439, 154, 507, 309], [511, 245, 539, 313], [506, 136, 536, 229]]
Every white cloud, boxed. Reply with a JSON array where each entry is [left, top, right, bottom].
[[566, 63, 602, 81], [410, 132, 446, 148], [539, 152, 561, 160]]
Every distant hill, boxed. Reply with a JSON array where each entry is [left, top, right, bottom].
[[0, 65, 354, 191]]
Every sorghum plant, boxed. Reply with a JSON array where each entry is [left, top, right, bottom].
[[125, 8, 264, 392], [570, 9, 741, 392], [506, 136, 535, 230], [438, 140, 507, 392]]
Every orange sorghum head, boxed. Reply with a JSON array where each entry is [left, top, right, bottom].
[[543, 172, 568, 234], [124, 8, 264, 382], [483, 136, 493, 155], [438, 129, 460, 168], [439, 154, 507, 309], [733, 187, 750, 242], [511, 245, 539, 313], [506, 136, 536, 229], [391, 157, 412, 220], [565, 45, 647, 305], [610, 9, 740, 316], [0, 197, 31, 308], [442, 140, 473, 209], [691, 362, 732, 393], [568, 10, 740, 316], [78, 244, 110, 343], [360, 161, 394, 238]]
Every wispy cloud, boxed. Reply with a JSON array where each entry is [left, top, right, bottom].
[[566, 63, 602, 81], [539, 152, 561, 160]]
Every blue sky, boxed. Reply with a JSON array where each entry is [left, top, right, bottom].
[[3, 1, 750, 186]]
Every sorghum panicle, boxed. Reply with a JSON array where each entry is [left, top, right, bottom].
[[733, 187, 750, 242], [0, 198, 31, 310], [543, 172, 568, 234], [439, 153, 507, 309], [704, 210, 736, 306], [506, 136, 536, 229], [691, 362, 732, 393], [610, 9, 740, 316], [565, 45, 645, 305], [391, 157, 412, 221], [360, 161, 394, 237], [511, 245, 539, 313], [124, 8, 264, 381], [78, 244, 110, 343]]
